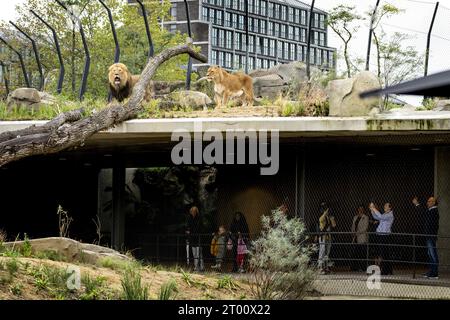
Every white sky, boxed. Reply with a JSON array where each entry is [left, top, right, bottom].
[[2, 0, 450, 104]]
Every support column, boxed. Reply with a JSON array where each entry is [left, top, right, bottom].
[[434, 147, 450, 272], [112, 164, 126, 251]]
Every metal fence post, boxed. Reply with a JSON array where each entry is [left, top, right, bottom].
[[55, 0, 90, 101], [366, 0, 381, 71], [98, 0, 120, 101], [30, 10, 65, 94], [425, 2, 439, 77], [0, 61, 10, 96], [9, 21, 44, 91], [135, 0, 154, 59], [412, 234, 417, 279], [0, 36, 31, 88], [306, 0, 315, 80], [183, 0, 193, 90]]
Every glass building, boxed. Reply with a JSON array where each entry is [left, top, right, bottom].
[[140, 0, 337, 71]]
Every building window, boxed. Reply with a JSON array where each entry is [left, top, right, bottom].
[[216, 10, 223, 25], [260, 20, 266, 34], [225, 12, 232, 27], [219, 29, 225, 47], [288, 7, 294, 22], [281, 5, 287, 20], [280, 24, 286, 38], [255, 0, 260, 14], [277, 41, 283, 58], [170, 3, 177, 19], [211, 50, 218, 64], [249, 0, 254, 13], [297, 45, 303, 61], [268, 2, 273, 17], [274, 23, 280, 37], [249, 17, 253, 31], [217, 0, 223, 6], [232, 14, 238, 28], [301, 28, 306, 42], [239, 0, 245, 11], [269, 39, 275, 56], [249, 35, 255, 53], [226, 31, 233, 49], [212, 28, 218, 46], [238, 15, 244, 30], [319, 33, 325, 46], [202, 7, 208, 21], [320, 14, 326, 29], [310, 48, 315, 64], [225, 52, 232, 68], [288, 26, 294, 40], [268, 21, 274, 35], [313, 13, 319, 28], [249, 57, 254, 70], [294, 8, 300, 24], [283, 42, 289, 59], [274, 4, 279, 19], [232, 0, 238, 10], [261, 0, 267, 16], [262, 37, 269, 55], [290, 43, 296, 61], [225, 0, 231, 7], [301, 10, 306, 25]]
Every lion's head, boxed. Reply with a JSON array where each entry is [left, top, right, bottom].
[[108, 63, 132, 89], [206, 66, 224, 83]]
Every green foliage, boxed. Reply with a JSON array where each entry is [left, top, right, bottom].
[[217, 275, 239, 291], [98, 257, 138, 271], [28, 264, 73, 299], [249, 207, 317, 300], [20, 234, 32, 258], [121, 266, 149, 300], [80, 274, 106, 300], [9, 282, 23, 296], [422, 98, 437, 111], [6, 258, 19, 277], [158, 279, 178, 300], [1, 0, 191, 98]]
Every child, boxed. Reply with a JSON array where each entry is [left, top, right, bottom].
[[211, 225, 227, 271], [236, 232, 248, 273]]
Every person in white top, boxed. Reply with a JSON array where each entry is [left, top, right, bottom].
[[369, 202, 394, 275]]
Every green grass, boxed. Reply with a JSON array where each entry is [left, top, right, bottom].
[[217, 275, 239, 291], [98, 257, 139, 271], [158, 279, 178, 300], [80, 274, 107, 300], [120, 267, 149, 300]]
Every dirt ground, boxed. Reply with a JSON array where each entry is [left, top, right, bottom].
[[0, 256, 252, 300]]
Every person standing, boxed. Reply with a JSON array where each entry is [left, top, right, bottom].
[[351, 206, 369, 271], [423, 197, 440, 279], [369, 202, 394, 275], [186, 206, 204, 272], [317, 202, 336, 274], [229, 212, 250, 272]]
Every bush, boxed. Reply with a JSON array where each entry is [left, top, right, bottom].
[[249, 207, 317, 300], [121, 267, 149, 300]]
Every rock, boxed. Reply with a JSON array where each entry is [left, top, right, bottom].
[[386, 104, 418, 115], [152, 81, 185, 96], [163, 90, 213, 111], [327, 71, 381, 117], [7, 88, 41, 110], [250, 61, 322, 99], [38, 92, 56, 105], [434, 99, 450, 111], [3, 237, 131, 264]]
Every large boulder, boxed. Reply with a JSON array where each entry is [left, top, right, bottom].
[[250, 62, 321, 99], [434, 99, 450, 111], [159, 90, 213, 111], [7, 88, 41, 110], [327, 71, 381, 117], [2, 237, 131, 265]]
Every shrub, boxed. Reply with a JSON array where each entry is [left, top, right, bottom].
[[121, 267, 149, 300], [21, 234, 32, 257], [217, 275, 239, 291], [9, 282, 23, 296], [249, 207, 317, 300], [80, 274, 106, 300], [158, 279, 178, 300], [6, 258, 19, 277]]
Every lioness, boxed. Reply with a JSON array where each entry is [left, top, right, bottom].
[[205, 66, 254, 108], [108, 63, 153, 103]]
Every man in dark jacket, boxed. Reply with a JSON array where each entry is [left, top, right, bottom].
[[424, 197, 440, 279]]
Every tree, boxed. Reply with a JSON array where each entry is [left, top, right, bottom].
[[367, 4, 402, 78], [1, 0, 189, 99], [327, 5, 364, 78]]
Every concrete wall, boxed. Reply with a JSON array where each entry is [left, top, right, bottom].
[[435, 147, 450, 272]]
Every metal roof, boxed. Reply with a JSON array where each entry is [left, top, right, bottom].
[[361, 70, 450, 98]]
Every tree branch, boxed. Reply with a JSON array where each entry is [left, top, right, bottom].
[[0, 41, 207, 167]]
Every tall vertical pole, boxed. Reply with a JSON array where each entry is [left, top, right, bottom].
[[0, 36, 31, 88], [98, 0, 120, 63], [55, 0, 90, 101], [136, 0, 155, 59], [184, 0, 193, 90], [425, 2, 439, 77], [245, 0, 249, 73], [9, 21, 44, 91], [0, 61, 10, 96], [30, 10, 65, 94], [366, 0, 381, 71], [306, 0, 315, 80]]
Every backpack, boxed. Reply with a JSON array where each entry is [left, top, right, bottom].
[[210, 236, 218, 256]]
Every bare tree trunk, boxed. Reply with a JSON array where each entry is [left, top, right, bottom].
[[0, 41, 207, 167], [344, 42, 351, 78], [373, 31, 381, 81], [71, 25, 76, 94]]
